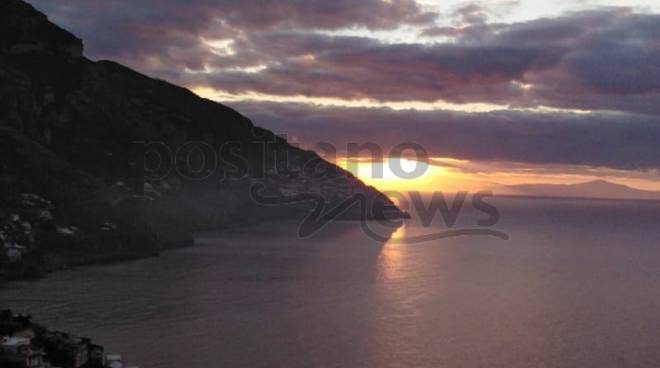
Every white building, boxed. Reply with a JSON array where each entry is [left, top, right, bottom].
[[106, 353, 124, 368]]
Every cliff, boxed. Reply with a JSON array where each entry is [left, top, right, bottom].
[[0, 0, 404, 278], [0, 0, 82, 57]]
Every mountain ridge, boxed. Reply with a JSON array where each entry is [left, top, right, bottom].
[[0, 0, 404, 279]]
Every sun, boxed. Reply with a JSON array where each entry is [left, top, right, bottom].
[[338, 157, 441, 192]]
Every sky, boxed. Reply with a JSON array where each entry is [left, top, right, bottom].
[[29, 0, 660, 193]]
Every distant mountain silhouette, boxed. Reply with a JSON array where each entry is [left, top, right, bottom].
[[0, 0, 403, 278], [502, 180, 660, 200]]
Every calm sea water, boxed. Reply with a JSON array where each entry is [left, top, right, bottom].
[[2, 197, 660, 367]]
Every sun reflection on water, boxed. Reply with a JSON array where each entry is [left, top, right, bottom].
[[376, 223, 408, 282], [390, 224, 407, 242]]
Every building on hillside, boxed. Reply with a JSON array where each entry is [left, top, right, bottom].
[[40, 331, 90, 368], [0, 336, 45, 368], [105, 353, 123, 368], [4, 242, 26, 263]]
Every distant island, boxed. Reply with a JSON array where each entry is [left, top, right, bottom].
[[493, 180, 660, 201]]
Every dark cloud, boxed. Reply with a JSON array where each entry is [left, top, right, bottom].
[[191, 33, 558, 103], [195, 9, 660, 115], [232, 101, 660, 170], [508, 9, 660, 114], [29, 0, 435, 60]]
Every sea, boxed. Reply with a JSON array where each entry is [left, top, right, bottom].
[[2, 197, 660, 367]]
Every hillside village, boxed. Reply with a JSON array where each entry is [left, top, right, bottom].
[[1, 310, 137, 368]]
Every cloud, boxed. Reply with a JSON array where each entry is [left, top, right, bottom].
[[164, 7, 660, 115], [29, 0, 435, 59], [186, 33, 558, 106], [24, 0, 660, 173], [29, 2, 660, 115], [452, 3, 489, 25], [232, 101, 660, 170]]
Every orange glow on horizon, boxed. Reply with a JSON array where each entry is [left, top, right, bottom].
[[335, 156, 660, 195], [336, 157, 480, 193]]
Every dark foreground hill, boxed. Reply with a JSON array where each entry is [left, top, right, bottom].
[[0, 0, 404, 279]]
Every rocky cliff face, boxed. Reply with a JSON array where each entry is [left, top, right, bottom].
[[0, 0, 403, 278], [0, 0, 82, 58]]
